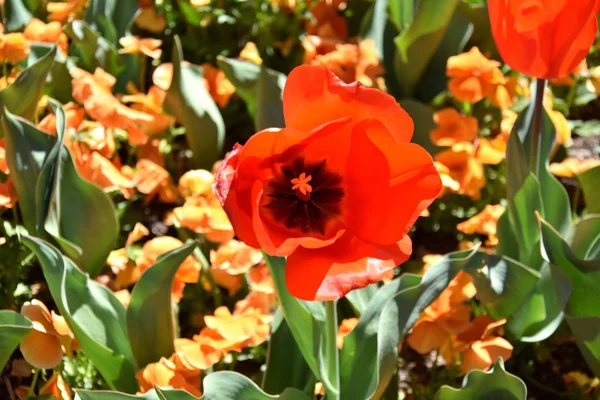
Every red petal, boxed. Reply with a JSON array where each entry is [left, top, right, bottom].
[[283, 65, 414, 142]]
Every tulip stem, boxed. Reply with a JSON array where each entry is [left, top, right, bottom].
[[27, 368, 40, 398], [530, 78, 547, 177], [324, 300, 340, 400]]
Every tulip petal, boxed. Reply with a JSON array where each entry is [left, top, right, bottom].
[[283, 65, 414, 142]]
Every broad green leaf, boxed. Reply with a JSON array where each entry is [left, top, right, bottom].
[[360, 0, 389, 56], [0, 310, 32, 370], [339, 275, 420, 400], [496, 210, 520, 261], [201, 372, 310, 400], [84, 0, 139, 44], [394, 0, 459, 97], [388, 0, 413, 31], [76, 390, 160, 400], [569, 215, 600, 259], [5, 104, 119, 275], [466, 254, 540, 320], [64, 20, 124, 77], [508, 174, 543, 262], [435, 359, 526, 400], [345, 283, 379, 315], [127, 242, 198, 368], [2, 110, 54, 234], [0, 46, 56, 122], [539, 218, 600, 375], [22, 236, 138, 393], [262, 310, 315, 396], [155, 387, 202, 400], [4, 0, 33, 31], [505, 96, 571, 236], [414, 7, 473, 102], [578, 166, 600, 214], [217, 56, 286, 131], [263, 254, 322, 381], [165, 36, 225, 169]]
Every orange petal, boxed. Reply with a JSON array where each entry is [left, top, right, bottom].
[[461, 337, 513, 374]]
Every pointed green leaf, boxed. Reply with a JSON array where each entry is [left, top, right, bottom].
[[345, 283, 379, 314], [22, 236, 138, 393], [75, 390, 160, 400], [466, 254, 540, 320], [201, 372, 310, 400], [262, 310, 315, 396], [64, 20, 124, 77], [508, 173, 543, 262], [4, 0, 33, 31], [165, 36, 225, 169], [578, 166, 600, 214], [263, 254, 323, 381], [84, 0, 139, 45], [435, 359, 526, 400], [0, 46, 56, 122], [0, 310, 32, 370], [569, 214, 600, 259], [155, 387, 201, 400], [127, 242, 198, 368], [496, 210, 520, 261]]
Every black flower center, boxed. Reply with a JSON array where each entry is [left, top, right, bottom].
[[264, 158, 344, 235]]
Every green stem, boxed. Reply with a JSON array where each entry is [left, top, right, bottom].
[[3, 61, 8, 81], [139, 54, 147, 92], [324, 301, 340, 400], [530, 78, 547, 177], [27, 369, 40, 399]]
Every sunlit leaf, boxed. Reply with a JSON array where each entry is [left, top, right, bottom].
[[0, 310, 32, 370], [578, 166, 600, 214], [4, 0, 33, 31], [201, 372, 310, 400]]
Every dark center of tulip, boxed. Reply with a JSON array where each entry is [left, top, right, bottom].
[[264, 158, 344, 235]]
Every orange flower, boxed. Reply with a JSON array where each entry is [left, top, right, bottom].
[[306, 0, 348, 44], [38, 102, 85, 136], [133, 159, 179, 203], [248, 263, 275, 294], [446, 47, 505, 104], [135, 7, 168, 33], [172, 198, 235, 243], [0, 31, 30, 64], [209, 239, 263, 296], [549, 157, 600, 178], [457, 204, 505, 246], [172, 338, 224, 374], [23, 18, 68, 55], [70, 147, 135, 198], [202, 64, 236, 108], [204, 306, 271, 348], [47, 0, 87, 22], [434, 162, 460, 196], [548, 109, 571, 145], [119, 36, 162, 59], [136, 236, 201, 301], [488, 0, 600, 79], [39, 373, 72, 400], [430, 108, 478, 146], [178, 169, 215, 199], [70, 67, 156, 145], [356, 39, 385, 88], [239, 42, 263, 65], [455, 316, 513, 374], [136, 357, 202, 396], [234, 290, 275, 315], [0, 139, 17, 208], [477, 134, 508, 166], [215, 65, 441, 301], [337, 317, 358, 349], [113, 290, 132, 308], [435, 143, 485, 200], [19, 300, 75, 369], [121, 86, 174, 136]]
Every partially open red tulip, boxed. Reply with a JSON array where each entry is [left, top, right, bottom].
[[215, 65, 441, 301], [488, 0, 600, 79]]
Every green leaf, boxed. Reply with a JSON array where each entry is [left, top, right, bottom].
[[578, 166, 600, 214], [75, 390, 160, 400], [539, 218, 600, 375], [263, 254, 323, 381], [0, 310, 32, 370], [262, 310, 315, 396], [217, 56, 286, 131], [394, 0, 459, 98], [569, 215, 600, 259], [496, 210, 520, 261], [466, 254, 540, 320], [435, 359, 526, 400], [0, 46, 56, 122], [164, 36, 225, 169], [84, 0, 139, 44], [155, 387, 202, 400], [4, 0, 33, 31], [64, 20, 125, 77], [507, 174, 543, 262], [127, 242, 197, 368], [345, 283, 379, 315], [388, 0, 413, 31], [2, 111, 54, 234], [22, 236, 138, 393], [201, 372, 310, 400]]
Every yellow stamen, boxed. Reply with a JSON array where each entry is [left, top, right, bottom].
[[291, 172, 313, 196]]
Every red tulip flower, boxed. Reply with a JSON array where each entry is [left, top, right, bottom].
[[488, 0, 600, 79], [215, 65, 441, 301]]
